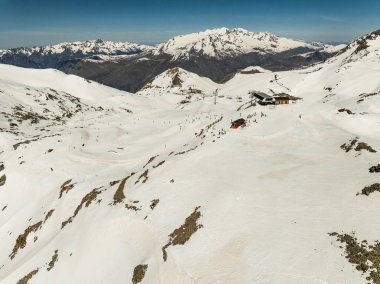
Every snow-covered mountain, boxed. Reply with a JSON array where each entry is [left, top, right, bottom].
[[58, 29, 345, 92], [139, 67, 219, 96], [0, 39, 153, 68], [334, 28, 380, 65], [156, 27, 345, 59], [0, 28, 344, 65], [1, 28, 380, 284], [0, 28, 345, 92], [0, 39, 153, 57]]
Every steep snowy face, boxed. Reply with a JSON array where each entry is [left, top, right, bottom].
[[333, 29, 380, 65], [0, 39, 154, 58], [157, 28, 344, 59]]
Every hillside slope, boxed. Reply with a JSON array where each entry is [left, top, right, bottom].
[[0, 29, 379, 284]]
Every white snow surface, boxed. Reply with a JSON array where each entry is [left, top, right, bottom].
[[240, 66, 272, 73], [156, 28, 345, 59], [138, 67, 219, 96], [0, 39, 153, 57], [0, 31, 380, 284]]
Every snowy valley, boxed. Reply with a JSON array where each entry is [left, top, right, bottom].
[[0, 28, 380, 284]]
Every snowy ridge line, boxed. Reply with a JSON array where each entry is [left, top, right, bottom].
[[0, 28, 345, 61], [156, 27, 345, 59], [0, 39, 153, 57]]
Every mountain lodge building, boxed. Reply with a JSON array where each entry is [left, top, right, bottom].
[[231, 118, 246, 129]]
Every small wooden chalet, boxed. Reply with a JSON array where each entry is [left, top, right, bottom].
[[231, 118, 246, 129], [274, 96, 290, 105], [253, 92, 290, 105]]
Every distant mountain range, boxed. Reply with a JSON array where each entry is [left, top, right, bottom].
[[0, 28, 346, 92], [0, 39, 153, 69]]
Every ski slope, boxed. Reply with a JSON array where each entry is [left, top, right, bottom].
[[0, 29, 380, 284]]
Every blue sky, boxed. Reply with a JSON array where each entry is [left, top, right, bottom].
[[0, 0, 379, 48]]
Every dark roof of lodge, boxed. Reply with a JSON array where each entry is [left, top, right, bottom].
[[254, 92, 272, 99], [275, 96, 290, 100], [232, 118, 246, 125]]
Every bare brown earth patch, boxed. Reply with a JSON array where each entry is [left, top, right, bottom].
[[175, 145, 198, 156], [13, 139, 35, 150], [329, 232, 380, 284], [10, 221, 43, 259], [0, 163, 5, 187], [162, 207, 202, 261], [11, 105, 46, 124], [179, 99, 190, 105], [109, 180, 120, 186], [355, 142, 377, 153], [172, 74, 183, 87], [341, 137, 359, 152], [10, 209, 55, 259], [369, 164, 380, 173], [153, 161, 165, 168], [0, 174, 6, 187], [341, 137, 376, 153], [112, 172, 135, 205], [13, 134, 61, 150], [150, 199, 159, 210], [17, 268, 39, 284], [125, 203, 141, 211], [338, 108, 354, 115], [44, 209, 55, 223], [359, 183, 380, 196], [143, 155, 158, 168], [58, 179, 75, 198], [61, 187, 102, 228], [357, 93, 379, 103], [135, 170, 149, 184], [132, 264, 148, 284], [47, 250, 58, 271], [196, 116, 223, 138]]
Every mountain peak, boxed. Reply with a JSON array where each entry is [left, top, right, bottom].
[[156, 27, 340, 60], [335, 28, 380, 63], [140, 66, 218, 94]]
